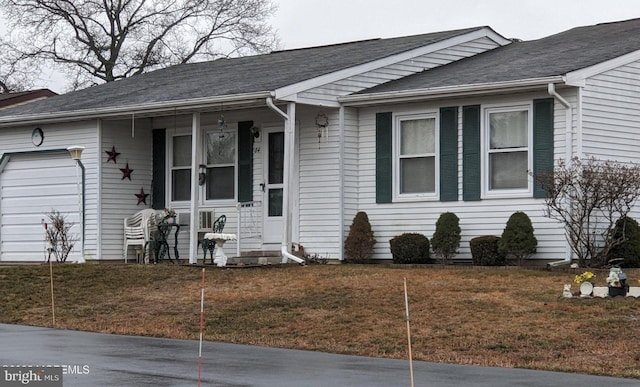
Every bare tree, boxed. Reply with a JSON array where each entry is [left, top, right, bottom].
[[0, 38, 38, 93], [0, 0, 279, 90], [535, 157, 640, 267]]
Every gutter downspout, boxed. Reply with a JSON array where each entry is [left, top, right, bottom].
[[266, 97, 304, 265], [546, 83, 574, 268], [338, 106, 345, 261]]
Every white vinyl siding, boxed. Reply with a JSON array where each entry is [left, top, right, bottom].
[[296, 37, 503, 105], [580, 60, 640, 223], [297, 107, 342, 257], [101, 118, 153, 261], [357, 95, 566, 262], [581, 61, 640, 161]]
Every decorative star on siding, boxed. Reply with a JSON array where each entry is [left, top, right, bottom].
[[105, 146, 120, 163], [120, 163, 133, 180], [135, 188, 149, 205]]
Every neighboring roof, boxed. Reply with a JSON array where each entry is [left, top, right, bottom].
[[0, 26, 485, 119], [0, 89, 57, 109], [356, 18, 640, 95]]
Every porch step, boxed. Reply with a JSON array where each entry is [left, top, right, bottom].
[[230, 250, 283, 265]]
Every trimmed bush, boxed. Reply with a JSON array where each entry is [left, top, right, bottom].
[[431, 212, 461, 265], [608, 216, 640, 268], [470, 236, 505, 266], [498, 212, 537, 265], [389, 233, 431, 264], [344, 211, 376, 263]]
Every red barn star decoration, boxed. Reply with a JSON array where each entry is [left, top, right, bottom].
[[135, 188, 149, 205], [120, 163, 133, 180], [105, 146, 120, 163]]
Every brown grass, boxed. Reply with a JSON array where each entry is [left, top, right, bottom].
[[1, 264, 639, 379]]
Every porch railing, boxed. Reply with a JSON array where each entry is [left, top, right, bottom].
[[236, 201, 262, 257]]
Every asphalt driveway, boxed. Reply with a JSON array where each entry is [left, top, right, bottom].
[[0, 323, 637, 386]]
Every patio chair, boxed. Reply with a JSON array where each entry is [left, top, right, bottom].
[[199, 215, 226, 262], [123, 209, 159, 263]]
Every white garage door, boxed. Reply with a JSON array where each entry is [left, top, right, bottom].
[[0, 152, 79, 262]]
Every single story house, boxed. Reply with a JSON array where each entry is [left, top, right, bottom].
[[1, 18, 640, 264]]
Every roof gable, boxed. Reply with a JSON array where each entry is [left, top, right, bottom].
[[355, 18, 640, 95]]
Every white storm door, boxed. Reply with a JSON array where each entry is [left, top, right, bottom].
[[262, 127, 284, 244]]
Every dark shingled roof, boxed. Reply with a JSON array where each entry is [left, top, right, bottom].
[[0, 27, 483, 117], [358, 18, 640, 95]]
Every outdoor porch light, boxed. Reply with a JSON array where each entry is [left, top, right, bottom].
[[67, 146, 85, 160]]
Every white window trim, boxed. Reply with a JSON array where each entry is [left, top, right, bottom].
[[167, 124, 239, 207], [203, 123, 238, 205], [168, 132, 193, 205], [392, 111, 439, 202], [481, 103, 533, 199]]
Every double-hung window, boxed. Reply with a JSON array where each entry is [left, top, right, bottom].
[[171, 134, 192, 201], [484, 106, 531, 195], [205, 129, 236, 200], [395, 113, 438, 198]]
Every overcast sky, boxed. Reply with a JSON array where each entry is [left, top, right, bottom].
[[22, 0, 640, 92]]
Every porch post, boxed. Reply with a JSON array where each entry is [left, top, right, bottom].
[[281, 102, 296, 254], [188, 112, 202, 264]]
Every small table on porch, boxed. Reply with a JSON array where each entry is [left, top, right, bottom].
[[152, 223, 181, 263], [203, 232, 237, 267]]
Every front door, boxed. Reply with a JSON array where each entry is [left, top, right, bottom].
[[262, 127, 284, 244]]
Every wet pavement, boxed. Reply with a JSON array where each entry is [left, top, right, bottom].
[[1, 323, 638, 386]]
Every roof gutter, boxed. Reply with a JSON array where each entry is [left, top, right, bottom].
[[0, 91, 272, 126], [339, 76, 564, 106]]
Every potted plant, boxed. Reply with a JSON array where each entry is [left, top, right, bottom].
[[162, 208, 177, 224], [574, 271, 596, 297], [607, 266, 628, 297]]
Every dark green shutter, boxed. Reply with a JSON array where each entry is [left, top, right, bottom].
[[533, 98, 554, 198], [462, 105, 481, 201], [238, 121, 254, 203], [151, 129, 166, 209], [440, 107, 458, 201], [376, 112, 393, 203]]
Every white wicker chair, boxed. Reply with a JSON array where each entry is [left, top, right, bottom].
[[123, 209, 159, 263]]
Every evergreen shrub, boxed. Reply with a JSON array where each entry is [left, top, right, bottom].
[[431, 212, 461, 265], [344, 211, 376, 263], [470, 236, 505, 266], [389, 233, 431, 264], [608, 216, 640, 268], [498, 212, 537, 265]]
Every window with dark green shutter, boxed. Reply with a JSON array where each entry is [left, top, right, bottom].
[[462, 105, 481, 201], [238, 121, 254, 202], [152, 129, 166, 209], [376, 112, 392, 203], [533, 98, 554, 198], [440, 107, 458, 201]]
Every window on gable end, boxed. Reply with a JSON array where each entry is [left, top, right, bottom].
[[394, 113, 438, 199], [483, 105, 532, 196]]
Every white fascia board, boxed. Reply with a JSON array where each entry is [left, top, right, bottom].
[[0, 91, 272, 127], [565, 49, 640, 86], [278, 94, 341, 108], [274, 27, 512, 101], [338, 76, 564, 106]]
